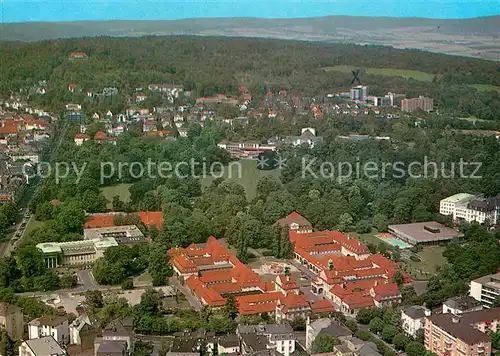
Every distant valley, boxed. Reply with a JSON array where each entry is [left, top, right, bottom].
[[1, 16, 499, 60]]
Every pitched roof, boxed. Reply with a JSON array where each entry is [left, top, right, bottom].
[[276, 211, 312, 227], [428, 313, 492, 344], [310, 299, 336, 314], [136, 211, 163, 228], [276, 274, 300, 290]]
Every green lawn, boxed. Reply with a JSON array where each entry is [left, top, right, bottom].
[[403, 246, 447, 280], [201, 159, 280, 200], [100, 183, 132, 208], [323, 65, 434, 82], [472, 84, 500, 93], [350, 230, 390, 247]]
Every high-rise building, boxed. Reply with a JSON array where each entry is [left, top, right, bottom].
[[401, 96, 434, 112], [349, 85, 369, 101]]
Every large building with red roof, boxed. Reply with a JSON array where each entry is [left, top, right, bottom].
[[288, 226, 405, 316], [83, 212, 163, 229], [168, 236, 335, 317]]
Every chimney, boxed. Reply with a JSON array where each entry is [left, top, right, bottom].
[[328, 259, 333, 271], [424, 308, 431, 317], [374, 281, 378, 287]]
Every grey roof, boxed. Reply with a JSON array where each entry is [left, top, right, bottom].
[[24, 336, 65, 356], [167, 353, 199, 356], [238, 323, 293, 336], [96, 340, 127, 355], [241, 333, 268, 352], [402, 306, 428, 319], [444, 295, 482, 311], [218, 334, 239, 348], [29, 315, 68, 327], [356, 341, 381, 356], [317, 321, 352, 339]]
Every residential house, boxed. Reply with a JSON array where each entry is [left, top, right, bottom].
[[74, 133, 90, 146], [424, 308, 500, 356], [69, 314, 100, 352], [442, 295, 482, 315], [101, 317, 135, 354], [19, 336, 66, 356], [0, 302, 24, 340], [276, 211, 313, 233], [401, 306, 430, 337], [306, 317, 352, 351], [218, 334, 240, 355], [94, 338, 127, 356], [330, 336, 381, 356], [28, 315, 70, 344], [285, 128, 323, 148], [237, 324, 296, 356]]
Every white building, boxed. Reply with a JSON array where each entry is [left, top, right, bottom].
[[306, 317, 352, 351], [237, 324, 296, 356], [19, 336, 66, 356], [217, 334, 240, 355], [470, 272, 500, 309], [439, 193, 500, 225], [28, 316, 70, 345], [401, 306, 430, 337], [442, 295, 483, 315]]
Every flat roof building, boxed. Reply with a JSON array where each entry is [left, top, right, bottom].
[[470, 272, 500, 309], [83, 225, 146, 244], [388, 221, 463, 245], [440, 193, 500, 225]]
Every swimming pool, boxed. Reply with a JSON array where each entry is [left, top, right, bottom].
[[379, 237, 412, 249]]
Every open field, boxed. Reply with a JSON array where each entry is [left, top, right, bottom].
[[323, 65, 434, 82], [403, 246, 447, 280], [23, 218, 44, 237], [202, 159, 280, 200], [472, 84, 500, 93], [100, 183, 132, 208], [456, 116, 491, 123]]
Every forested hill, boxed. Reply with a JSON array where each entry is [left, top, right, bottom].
[[1, 16, 499, 60], [1, 36, 499, 119]]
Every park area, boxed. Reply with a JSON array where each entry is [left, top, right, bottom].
[[100, 183, 132, 209], [202, 159, 280, 200]]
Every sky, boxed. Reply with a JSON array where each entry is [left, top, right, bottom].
[[1, 0, 499, 23]]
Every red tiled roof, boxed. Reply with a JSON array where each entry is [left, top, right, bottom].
[[237, 292, 282, 315], [310, 299, 336, 313], [74, 133, 90, 139], [83, 214, 114, 228], [0, 126, 18, 134], [94, 131, 107, 140], [136, 211, 163, 228], [278, 293, 309, 312], [171, 255, 197, 273], [276, 275, 300, 291], [50, 199, 61, 207]]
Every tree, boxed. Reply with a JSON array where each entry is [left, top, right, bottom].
[[405, 342, 427, 356], [354, 330, 371, 341], [17, 246, 46, 278], [338, 213, 354, 232], [122, 279, 134, 290], [392, 271, 404, 286], [369, 317, 385, 334], [381, 325, 399, 343], [311, 334, 339, 354], [392, 333, 410, 351], [149, 246, 173, 286], [344, 319, 358, 333], [356, 308, 375, 324], [356, 220, 372, 234], [415, 329, 425, 344], [35, 201, 54, 220], [60, 274, 78, 289], [290, 317, 306, 331], [112, 195, 125, 211], [225, 295, 238, 320], [372, 213, 389, 232], [85, 290, 104, 311], [137, 288, 162, 316], [55, 202, 86, 233]]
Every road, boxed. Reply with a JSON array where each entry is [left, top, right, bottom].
[[169, 277, 202, 311], [290, 260, 317, 280]]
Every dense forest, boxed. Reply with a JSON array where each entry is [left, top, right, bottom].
[[1, 36, 500, 119]]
